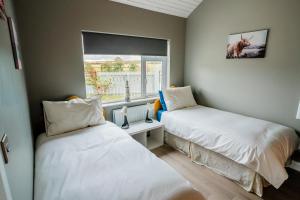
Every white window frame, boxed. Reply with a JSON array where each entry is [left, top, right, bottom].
[[141, 56, 167, 98]]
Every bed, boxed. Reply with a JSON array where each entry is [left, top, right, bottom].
[[35, 121, 202, 200], [160, 105, 298, 196]]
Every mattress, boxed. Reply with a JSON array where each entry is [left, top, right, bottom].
[[35, 122, 201, 200], [161, 105, 298, 189]]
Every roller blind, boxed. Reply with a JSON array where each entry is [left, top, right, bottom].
[[82, 32, 167, 56]]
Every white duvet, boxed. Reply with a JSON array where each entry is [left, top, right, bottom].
[[35, 122, 193, 200], [161, 105, 298, 189]]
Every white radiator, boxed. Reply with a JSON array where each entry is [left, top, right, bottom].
[[113, 104, 154, 126]]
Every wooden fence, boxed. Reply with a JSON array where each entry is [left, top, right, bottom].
[[86, 72, 160, 97]]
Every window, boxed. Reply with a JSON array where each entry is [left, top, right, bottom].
[[83, 55, 167, 102], [143, 56, 167, 97], [82, 32, 168, 103]]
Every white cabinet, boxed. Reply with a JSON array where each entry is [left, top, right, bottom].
[[124, 120, 164, 150]]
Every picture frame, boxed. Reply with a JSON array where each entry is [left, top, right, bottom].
[[7, 17, 23, 70], [226, 29, 269, 59]]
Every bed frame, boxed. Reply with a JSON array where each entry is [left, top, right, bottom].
[[164, 131, 269, 197]]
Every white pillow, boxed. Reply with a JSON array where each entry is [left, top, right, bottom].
[[43, 97, 106, 136], [163, 86, 197, 111]]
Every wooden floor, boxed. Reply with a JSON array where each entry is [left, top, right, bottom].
[[152, 145, 300, 200]]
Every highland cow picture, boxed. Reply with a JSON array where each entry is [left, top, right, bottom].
[[226, 29, 268, 59]]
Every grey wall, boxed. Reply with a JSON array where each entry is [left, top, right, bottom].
[[0, 1, 33, 199], [14, 0, 186, 135], [185, 0, 300, 132]]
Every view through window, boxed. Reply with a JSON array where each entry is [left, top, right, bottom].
[[84, 55, 167, 103]]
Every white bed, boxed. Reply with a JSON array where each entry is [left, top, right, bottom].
[[161, 105, 298, 196], [35, 121, 201, 200]]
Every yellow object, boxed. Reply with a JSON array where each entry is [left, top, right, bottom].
[[153, 99, 162, 119], [66, 96, 80, 101]]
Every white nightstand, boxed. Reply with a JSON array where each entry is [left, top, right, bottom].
[[124, 120, 164, 150]]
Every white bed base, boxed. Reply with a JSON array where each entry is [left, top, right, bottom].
[[164, 131, 269, 197]]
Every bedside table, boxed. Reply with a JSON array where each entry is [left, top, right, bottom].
[[124, 120, 164, 150]]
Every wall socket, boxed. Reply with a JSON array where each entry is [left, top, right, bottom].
[[1, 134, 9, 164]]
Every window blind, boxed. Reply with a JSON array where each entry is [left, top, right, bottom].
[[82, 32, 167, 56]]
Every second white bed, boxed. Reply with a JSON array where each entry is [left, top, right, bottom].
[[161, 105, 298, 191]]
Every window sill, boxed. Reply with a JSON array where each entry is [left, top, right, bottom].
[[102, 97, 158, 109]]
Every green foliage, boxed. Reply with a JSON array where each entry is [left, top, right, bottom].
[[100, 61, 124, 72], [85, 65, 112, 95], [109, 57, 124, 72], [111, 62, 123, 72], [129, 63, 138, 72], [101, 63, 111, 72]]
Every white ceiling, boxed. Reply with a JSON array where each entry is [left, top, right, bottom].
[[111, 0, 203, 18]]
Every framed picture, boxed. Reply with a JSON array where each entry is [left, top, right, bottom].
[[7, 17, 23, 70], [0, 0, 6, 20], [226, 29, 269, 59]]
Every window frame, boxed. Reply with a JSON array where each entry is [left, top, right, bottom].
[[141, 55, 167, 98]]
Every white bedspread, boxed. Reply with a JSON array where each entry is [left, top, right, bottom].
[[35, 122, 193, 200], [161, 105, 298, 188]]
